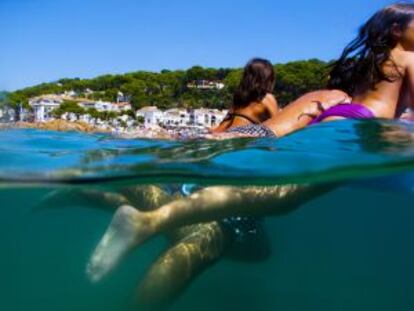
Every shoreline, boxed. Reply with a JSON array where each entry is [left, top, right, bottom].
[[1, 120, 107, 133], [0, 120, 201, 139]]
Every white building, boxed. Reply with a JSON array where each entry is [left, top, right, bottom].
[[187, 80, 225, 90], [85, 88, 94, 95], [61, 112, 78, 122], [190, 108, 227, 127], [63, 90, 78, 97], [117, 91, 131, 103], [163, 108, 190, 126], [28, 93, 227, 129], [136, 106, 164, 127], [29, 95, 63, 122], [79, 114, 93, 124], [113, 102, 132, 112], [94, 101, 116, 112], [78, 101, 97, 110], [135, 106, 228, 128], [79, 100, 132, 113], [0, 107, 16, 122], [29, 93, 134, 122], [5, 107, 16, 122], [115, 114, 135, 128]]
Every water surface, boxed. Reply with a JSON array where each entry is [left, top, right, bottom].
[[2, 120, 414, 311]]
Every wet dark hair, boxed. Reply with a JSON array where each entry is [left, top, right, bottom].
[[233, 58, 275, 109], [328, 3, 414, 95]]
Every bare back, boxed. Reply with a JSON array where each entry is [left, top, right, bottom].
[[237, 94, 279, 123], [353, 49, 414, 118], [211, 94, 279, 133]]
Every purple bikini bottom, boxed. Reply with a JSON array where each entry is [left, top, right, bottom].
[[310, 103, 375, 125]]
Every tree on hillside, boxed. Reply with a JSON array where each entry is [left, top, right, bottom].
[[9, 59, 331, 111], [122, 80, 148, 110], [52, 100, 85, 119], [0, 92, 9, 106], [274, 59, 329, 106], [86, 108, 100, 119], [185, 66, 217, 82], [136, 116, 145, 124], [223, 69, 243, 93]]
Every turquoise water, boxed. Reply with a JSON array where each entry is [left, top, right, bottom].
[[2, 120, 414, 311]]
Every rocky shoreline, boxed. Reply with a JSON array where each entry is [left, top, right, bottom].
[[15, 120, 101, 132], [0, 120, 200, 140]]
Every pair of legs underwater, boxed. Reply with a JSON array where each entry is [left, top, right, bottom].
[[73, 185, 271, 309], [87, 183, 336, 276], [86, 90, 358, 306]]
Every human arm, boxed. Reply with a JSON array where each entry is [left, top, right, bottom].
[[263, 90, 351, 137]]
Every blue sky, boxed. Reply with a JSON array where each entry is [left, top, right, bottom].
[[0, 0, 394, 90]]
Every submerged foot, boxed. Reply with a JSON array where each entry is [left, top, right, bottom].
[[86, 205, 155, 282]]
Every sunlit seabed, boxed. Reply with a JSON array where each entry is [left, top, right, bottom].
[[1, 119, 414, 311]]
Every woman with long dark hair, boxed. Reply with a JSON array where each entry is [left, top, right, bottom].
[[86, 3, 414, 290], [212, 58, 279, 134], [315, 3, 414, 123], [212, 57, 348, 137], [228, 3, 414, 136]]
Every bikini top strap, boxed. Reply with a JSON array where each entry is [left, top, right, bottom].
[[221, 112, 259, 131], [231, 112, 259, 125]]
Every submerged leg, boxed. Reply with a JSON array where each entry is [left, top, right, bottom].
[[121, 185, 178, 212], [126, 186, 242, 308], [84, 185, 170, 281], [84, 184, 198, 282], [137, 222, 230, 310], [87, 183, 335, 281], [32, 188, 131, 212], [86, 204, 155, 282]]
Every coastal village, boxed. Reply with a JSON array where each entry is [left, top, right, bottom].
[[0, 59, 332, 136], [0, 80, 229, 137]]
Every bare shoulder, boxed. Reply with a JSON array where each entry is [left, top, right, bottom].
[[389, 50, 414, 74], [261, 93, 280, 115], [402, 51, 414, 69], [262, 93, 278, 106], [265, 93, 276, 101]]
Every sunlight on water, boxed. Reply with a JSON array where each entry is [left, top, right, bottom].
[[1, 119, 414, 311], [1, 120, 414, 185]]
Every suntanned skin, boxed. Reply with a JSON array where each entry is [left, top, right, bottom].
[[261, 46, 414, 137], [211, 90, 351, 137], [262, 90, 351, 136], [86, 183, 335, 283], [211, 93, 279, 132], [58, 186, 231, 309], [86, 18, 414, 296], [85, 61, 414, 286], [40, 186, 235, 309], [354, 49, 414, 118], [85, 44, 414, 285], [353, 20, 414, 119], [255, 22, 414, 137]]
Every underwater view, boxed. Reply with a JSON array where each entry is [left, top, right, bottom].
[[4, 0, 414, 310], [2, 119, 414, 311]]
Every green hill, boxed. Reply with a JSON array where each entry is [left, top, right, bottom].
[[0, 91, 9, 106], [7, 59, 330, 110]]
